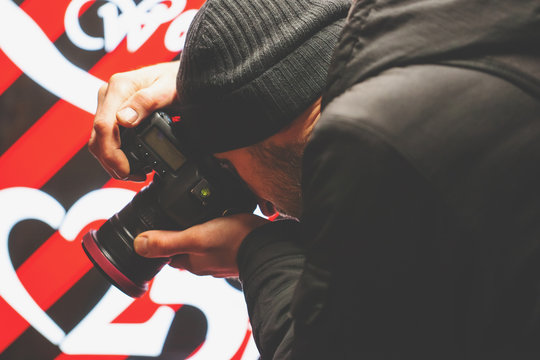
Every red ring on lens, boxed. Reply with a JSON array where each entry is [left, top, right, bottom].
[[82, 231, 147, 298]]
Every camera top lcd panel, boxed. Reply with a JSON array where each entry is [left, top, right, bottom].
[[121, 112, 186, 177]]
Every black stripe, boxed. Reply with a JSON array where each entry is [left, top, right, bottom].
[[10, 219, 56, 270], [41, 146, 112, 210], [0, 326, 60, 360], [46, 267, 111, 334], [0, 73, 59, 155]]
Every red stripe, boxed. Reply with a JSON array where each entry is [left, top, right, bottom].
[[0, 101, 93, 190], [19, 0, 83, 38], [185, 0, 207, 11], [0, 297, 32, 353], [0, 0, 94, 95], [231, 328, 254, 360]]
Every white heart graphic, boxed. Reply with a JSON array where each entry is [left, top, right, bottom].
[[0, 187, 135, 345]]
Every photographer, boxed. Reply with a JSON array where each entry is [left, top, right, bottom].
[[89, 0, 540, 358]]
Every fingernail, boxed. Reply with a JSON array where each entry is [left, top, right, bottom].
[[117, 107, 138, 124], [134, 235, 148, 256]]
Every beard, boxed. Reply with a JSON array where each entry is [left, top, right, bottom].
[[249, 142, 304, 219]]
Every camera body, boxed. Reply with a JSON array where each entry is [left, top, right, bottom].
[[121, 111, 253, 228], [82, 112, 256, 297]]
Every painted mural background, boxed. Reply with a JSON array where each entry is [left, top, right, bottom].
[[0, 1, 259, 359]]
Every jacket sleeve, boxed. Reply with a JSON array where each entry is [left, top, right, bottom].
[[237, 219, 305, 360]]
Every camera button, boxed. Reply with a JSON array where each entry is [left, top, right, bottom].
[[190, 178, 213, 206], [129, 151, 140, 161]]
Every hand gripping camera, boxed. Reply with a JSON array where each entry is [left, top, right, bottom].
[[82, 111, 257, 297]]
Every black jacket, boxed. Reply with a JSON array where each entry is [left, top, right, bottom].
[[237, 0, 540, 358]]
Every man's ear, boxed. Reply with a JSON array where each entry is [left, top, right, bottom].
[[258, 199, 277, 217]]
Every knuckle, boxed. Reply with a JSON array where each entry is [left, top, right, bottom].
[[108, 72, 125, 84], [87, 138, 97, 154], [108, 73, 133, 93], [97, 83, 108, 98], [88, 129, 96, 144], [92, 118, 109, 135]]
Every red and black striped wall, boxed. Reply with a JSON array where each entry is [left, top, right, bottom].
[[0, 1, 255, 359]]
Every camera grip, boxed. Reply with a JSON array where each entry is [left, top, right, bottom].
[[119, 126, 152, 177]]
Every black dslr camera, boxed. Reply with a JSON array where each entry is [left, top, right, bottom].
[[82, 111, 256, 297]]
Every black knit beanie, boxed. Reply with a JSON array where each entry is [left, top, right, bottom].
[[174, 0, 350, 154]]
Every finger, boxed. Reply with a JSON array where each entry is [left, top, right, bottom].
[[90, 76, 138, 178], [133, 214, 268, 259], [88, 83, 108, 159], [90, 116, 131, 178], [93, 73, 178, 178], [133, 229, 206, 258], [88, 127, 124, 180], [116, 61, 179, 127], [89, 61, 181, 179], [116, 76, 179, 127]]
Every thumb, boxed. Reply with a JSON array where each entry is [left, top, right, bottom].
[[116, 79, 178, 127], [134, 229, 198, 258]]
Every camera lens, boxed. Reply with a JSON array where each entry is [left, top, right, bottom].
[[82, 183, 175, 297]]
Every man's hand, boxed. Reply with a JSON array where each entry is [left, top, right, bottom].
[[133, 214, 269, 278], [89, 61, 180, 180]]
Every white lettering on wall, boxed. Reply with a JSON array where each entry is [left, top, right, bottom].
[[65, 0, 195, 53]]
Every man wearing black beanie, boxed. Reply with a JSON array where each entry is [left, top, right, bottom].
[[90, 0, 540, 359]]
